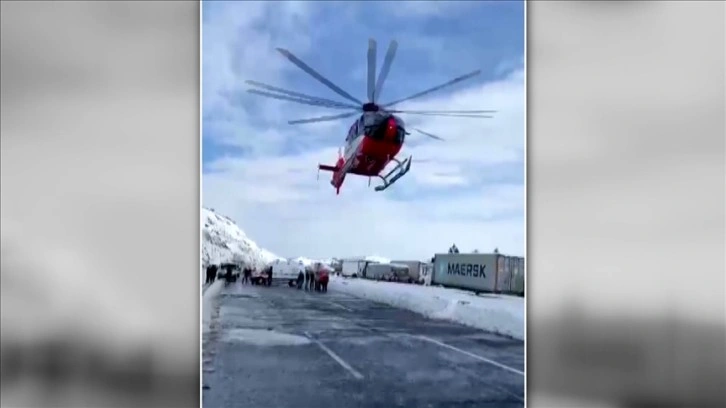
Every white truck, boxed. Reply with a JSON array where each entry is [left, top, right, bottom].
[[271, 259, 305, 286], [341, 259, 366, 277]]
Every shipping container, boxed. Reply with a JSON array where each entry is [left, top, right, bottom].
[[432, 253, 497, 292], [511, 256, 525, 295], [362, 263, 409, 281], [390, 260, 425, 281], [497, 256, 513, 292]]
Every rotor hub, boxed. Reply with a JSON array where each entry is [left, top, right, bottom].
[[362, 103, 380, 112]]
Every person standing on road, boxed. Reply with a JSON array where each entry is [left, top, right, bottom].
[[267, 266, 273, 286], [210, 265, 218, 283], [205, 265, 212, 284], [319, 269, 329, 293], [242, 266, 250, 285], [296, 270, 304, 289], [309, 269, 317, 292], [223, 265, 233, 286]]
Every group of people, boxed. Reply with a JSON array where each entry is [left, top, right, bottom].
[[296, 268, 329, 293], [204, 264, 219, 284], [240, 265, 274, 286], [206, 262, 330, 293], [205, 263, 238, 285]]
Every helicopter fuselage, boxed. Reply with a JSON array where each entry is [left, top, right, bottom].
[[320, 112, 410, 194]]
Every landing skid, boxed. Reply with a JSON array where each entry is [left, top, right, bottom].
[[374, 156, 412, 192]]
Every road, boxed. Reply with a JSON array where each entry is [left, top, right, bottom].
[[202, 281, 525, 408]]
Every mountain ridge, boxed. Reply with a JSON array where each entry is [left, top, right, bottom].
[[202, 207, 281, 269]]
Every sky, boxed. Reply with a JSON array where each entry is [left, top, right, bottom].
[[201, 0, 525, 261]]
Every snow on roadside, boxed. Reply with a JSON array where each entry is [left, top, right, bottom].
[[329, 277, 524, 340], [202, 280, 224, 334]]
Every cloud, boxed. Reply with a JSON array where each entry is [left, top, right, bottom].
[[202, 1, 525, 260]]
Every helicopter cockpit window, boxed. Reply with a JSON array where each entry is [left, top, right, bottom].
[[363, 114, 378, 128], [363, 113, 381, 135]]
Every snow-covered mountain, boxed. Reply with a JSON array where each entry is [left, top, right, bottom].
[[202, 207, 282, 269], [201, 207, 392, 272]]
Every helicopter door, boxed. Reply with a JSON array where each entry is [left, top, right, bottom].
[[346, 122, 356, 143]]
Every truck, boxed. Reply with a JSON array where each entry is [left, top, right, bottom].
[[361, 262, 409, 281], [270, 259, 305, 286], [341, 259, 367, 277], [390, 260, 428, 283]]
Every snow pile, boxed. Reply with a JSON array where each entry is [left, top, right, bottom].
[[364, 255, 391, 264], [202, 207, 281, 271], [202, 280, 224, 334], [329, 278, 524, 340]]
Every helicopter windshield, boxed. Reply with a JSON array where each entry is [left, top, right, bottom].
[[363, 112, 380, 128], [362, 112, 394, 135]]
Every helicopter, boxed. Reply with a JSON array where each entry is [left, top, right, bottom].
[[245, 38, 495, 195]]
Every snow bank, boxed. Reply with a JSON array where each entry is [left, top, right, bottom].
[[202, 280, 224, 334], [329, 277, 524, 340]]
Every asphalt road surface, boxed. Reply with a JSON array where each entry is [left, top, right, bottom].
[[202, 281, 524, 408]]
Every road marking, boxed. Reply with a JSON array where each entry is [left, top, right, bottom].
[[304, 331, 364, 380], [457, 365, 525, 402], [299, 290, 355, 312], [412, 335, 524, 376], [327, 301, 354, 312]]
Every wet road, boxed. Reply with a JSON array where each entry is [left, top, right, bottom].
[[202, 282, 524, 408]]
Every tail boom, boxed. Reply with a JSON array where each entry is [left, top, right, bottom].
[[318, 164, 337, 172], [318, 155, 346, 195]]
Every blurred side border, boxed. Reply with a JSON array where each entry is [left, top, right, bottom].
[[0, 1, 723, 408]]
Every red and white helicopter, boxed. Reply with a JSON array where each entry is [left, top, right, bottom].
[[246, 39, 495, 195]]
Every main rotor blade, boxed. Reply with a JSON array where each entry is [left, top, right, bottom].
[[367, 39, 377, 103], [388, 109, 497, 114], [288, 111, 360, 125], [374, 40, 398, 104], [247, 89, 357, 110], [413, 128, 445, 141], [276, 48, 364, 105], [246, 80, 358, 109], [382, 70, 482, 108], [399, 112, 494, 118]]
